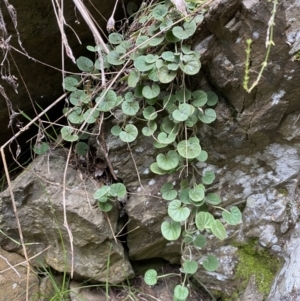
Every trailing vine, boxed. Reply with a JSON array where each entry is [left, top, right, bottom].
[[35, 1, 242, 300]]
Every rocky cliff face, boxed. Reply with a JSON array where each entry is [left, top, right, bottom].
[[1, 0, 300, 300]]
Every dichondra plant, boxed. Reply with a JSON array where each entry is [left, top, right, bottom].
[[34, 1, 242, 300]]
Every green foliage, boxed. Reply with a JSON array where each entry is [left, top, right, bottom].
[[58, 1, 243, 300], [93, 183, 127, 212]]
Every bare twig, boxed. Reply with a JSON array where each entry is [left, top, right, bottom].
[[0, 254, 21, 277], [72, 0, 109, 54], [62, 147, 74, 277], [0, 147, 30, 301]]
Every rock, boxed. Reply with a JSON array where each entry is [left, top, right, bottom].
[[0, 148, 134, 284], [70, 281, 106, 301], [267, 223, 300, 301], [0, 248, 39, 301]]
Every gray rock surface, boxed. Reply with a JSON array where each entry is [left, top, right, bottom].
[[0, 248, 39, 301], [0, 148, 134, 284]]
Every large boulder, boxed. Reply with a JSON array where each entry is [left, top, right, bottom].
[[0, 148, 134, 284]]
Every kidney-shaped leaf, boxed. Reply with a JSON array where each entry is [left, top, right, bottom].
[[198, 108, 217, 124], [172, 20, 196, 40], [119, 124, 138, 143], [156, 150, 179, 171], [202, 255, 219, 272], [222, 206, 242, 225], [210, 220, 227, 240], [177, 138, 201, 159], [183, 260, 198, 274], [195, 212, 214, 231], [168, 200, 190, 222], [161, 220, 181, 241], [144, 269, 158, 286]]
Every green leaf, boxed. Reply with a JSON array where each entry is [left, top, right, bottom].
[[198, 108, 217, 123], [177, 138, 201, 159], [142, 83, 160, 99], [179, 188, 192, 204], [148, 68, 159, 82], [134, 56, 154, 72], [94, 186, 110, 199], [168, 200, 190, 222], [76, 56, 93, 72], [33, 142, 49, 155], [150, 162, 168, 175], [75, 141, 89, 155], [67, 109, 84, 124], [98, 202, 113, 212], [148, 35, 165, 47], [97, 196, 108, 203], [206, 91, 218, 106], [136, 36, 149, 49], [174, 285, 189, 300], [63, 77, 79, 91], [181, 45, 194, 55], [189, 184, 205, 202], [157, 132, 176, 144], [180, 54, 201, 75], [161, 220, 181, 241], [185, 114, 198, 127], [142, 121, 157, 136], [205, 193, 221, 205], [192, 90, 207, 107], [193, 234, 207, 248], [160, 183, 177, 201], [202, 255, 219, 272], [119, 124, 138, 143], [95, 55, 110, 69], [172, 20, 196, 40], [128, 70, 140, 88], [202, 171, 215, 185], [122, 100, 139, 116], [157, 66, 177, 83], [145, 54, 159, 64], [183, 260, 198, 274], [70, 90, 91, 105], [156, 150, 179, 171], [176, 89, 191, 102], [210, 220, 227, 240], [143, 106, 157, 120], [162, 51, 175, 62], [195, 212, 214, 231], [61, 126, 79, 142], [166, 30, 180, 43], [152, 4, 168, 20], [79, 132, 89, 140], [96, 90, 118, 112], [222, 206, 242, 225], [83, 108, 99, 124], [160, 19, 173, 31], [107, 50, 125, 65], [196, 150, 208, 162], [161, 116, 177, 133], [111, 125, 122, 136], [144, 269, 157, 286], [167, 63, 179, 71], [110, 183, 127, 197], [172, 103, 194, 122], [108, 33, 123, 45]]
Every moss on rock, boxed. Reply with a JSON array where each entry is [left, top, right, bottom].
[[222, 239, 282, 301]]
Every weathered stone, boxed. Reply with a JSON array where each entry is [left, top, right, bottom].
[[0, 148, 134, 284], [0, 248, 39, 301], [267, 223, 300, 301]]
